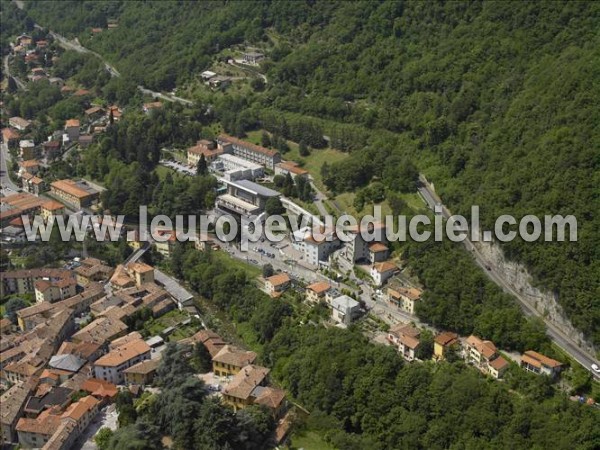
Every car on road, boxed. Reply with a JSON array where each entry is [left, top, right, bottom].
[[592, 363, 600, 373]]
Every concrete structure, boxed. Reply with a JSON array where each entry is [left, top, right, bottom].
[[214, 154, 264, 181], [331, 295, 361, 325], [274, 161, 309, 179], [242, 51, 265, 65], [216, 178, 280, 218]]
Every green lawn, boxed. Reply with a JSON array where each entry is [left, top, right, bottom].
[[290, 431, 337, 450], [212, 249, 261, 278]]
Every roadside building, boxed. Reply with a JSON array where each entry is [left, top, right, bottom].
[[9, 117, 31, 131], [386, 286, 422, 315], [370, 261, 398, 286], [19, 140, 36, 159], [331, 295, 361, 325], [520, 351, 562, 378], [305, 281, 331, 304], [34, 277, 77, 303]]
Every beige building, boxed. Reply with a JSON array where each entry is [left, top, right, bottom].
[[34, 277, 77, 303], [264, 273, 291, 297], [388, 324, 421, 361], [305, 281, 331, 304], [50, 179, 99, 210], [187, 139, 223, 166], [212, 345, 257, 377], [386, 286, 422, 315]]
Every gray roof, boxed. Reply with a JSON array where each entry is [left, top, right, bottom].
[[154, 269, 193, 305], [49, 353, 86, 372], [332, 295, 360, 311], [228, 179, 280, 198]]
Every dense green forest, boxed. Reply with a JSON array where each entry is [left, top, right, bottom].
[[21, 0, 600, 347]]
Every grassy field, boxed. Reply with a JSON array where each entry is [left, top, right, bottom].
[[212, 249, 262, 278], [289, 431, 337, 450]]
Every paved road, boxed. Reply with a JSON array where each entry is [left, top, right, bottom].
[[12, 0, 194, 107], [1, 142, 19, 195], [417, 175, 600, 378], [3, 54, 27, 90]]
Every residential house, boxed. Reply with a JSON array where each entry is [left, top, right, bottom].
[[488, 356, 509, 380], [386, 286, 422, 315], [64, 119, 80, 142], [242, 51, 265, 65], [93, 339, 152, 385], [188, 329, 227, 358], [2, 127, 20, 145], [22, 174, 46, 196], [1, 379, 36, 445], [23, 386, 73, 418], [222, 364, 284, 415], [18, 159, 40, 175], [464, 335, 509, 379], [123, 358, 160, 385], [370, 261, 398, 286], [81, 378, 119, 403], [42, 140, 62, 160], [60, 395, 100, 437], [71, 316, 128, 346], [212, 345, 257, 377], [142, 102, 162, 113], [368, 243, 389, 263], [48, 354, 86, 374], [19, 140, 37, 159], [1, 268, 73, 299], [74, 258, 114, 286], [433, 331, 459, 361], [520, 351, 562, 378], [34, 277, 77, 303], [209, 75, 231, 90], [305, 281, 331, 304], [9, 117, 31, 131], [388, 324, 421, 361], [331, 295, 361, 325], [265, 273, 291, 297], [16, 408, 63, 448], [300, 227, 341, 267]]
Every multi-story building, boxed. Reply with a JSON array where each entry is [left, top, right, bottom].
[[64, 119, 80, 142], [34, 277, 77, 303], [214, 154, 264, 181], [93, 339, 152, 385], [216, 179, 281, 218], [370, 261, 398, 286], [264, 273, 291, 298], [1, 379, 36, 445], [19, 140, 36, 160], [386, 286, 422, 315], [331, 295, 361, 325], [9, 117, 31, 131], [212, 345, 257, 377], [274, 161, 309, 180], [50, 179, 99, 210], [433, 331, 459, 361], [388, 324, 421, 361], [305, 281, 331, 304], [123, 358, 160, 385], [217, 134, 281, 169], [1, 269, 74, 299], [187, 139, 223, 166]]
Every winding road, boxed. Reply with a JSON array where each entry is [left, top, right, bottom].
[[417, 175, 599, 378]]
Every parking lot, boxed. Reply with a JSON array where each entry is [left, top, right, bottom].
[[159, 159, 195, 176]]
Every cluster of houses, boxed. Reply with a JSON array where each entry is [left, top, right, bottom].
[[0, 256, 205, 448], [385, 323, 561, 381], [181, 330, 287, 417]]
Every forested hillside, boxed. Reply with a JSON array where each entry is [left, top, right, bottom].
[[22, 0, 600, 346]]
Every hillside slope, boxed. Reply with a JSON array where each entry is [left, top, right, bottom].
[[22, 0, 600, 347]]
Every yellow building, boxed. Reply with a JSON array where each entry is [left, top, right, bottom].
[[212, 345, 257, 377], [127, 262, 155, 286], [40, 200, 66, 222], [123, 358, 160, 385], [433, 331, 459, 361], [305, 281, 331, 304]]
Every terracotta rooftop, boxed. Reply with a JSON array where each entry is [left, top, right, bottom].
[[61, 395, 99, 421], [218, 133, 280, 157], [94, 339, 151, 367], [434, 331, 459, 346], [123, 357, 160, 375], [253, 386, 286, 409], [522, 350, 562, 369], [212, 345, 257, 368], [65, 119, 80, 128], [388, 286, 422, 301], [466, 335, 498, 359], [368, 242, 388, 253], [224, 365, 269, 400], [50, 179, 98, 199], [489, 356, 509, 371], [306, 281, 331, 295], [372, 261, 397, 273], [276, 161, 309, 175], [266, 273, 291, 287], [81, 378, 119, 398]]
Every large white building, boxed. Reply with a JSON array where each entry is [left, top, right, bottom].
[[217, 134, 281, 170], [213, 154, 264, 181], [292, 226, 341, 267], [93, 339, 151, 385]]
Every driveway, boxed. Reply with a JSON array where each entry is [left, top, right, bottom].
[[78, 404, 118, 450]]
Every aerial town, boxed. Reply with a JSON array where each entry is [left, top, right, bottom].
[[0, 2, 598, 450]]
